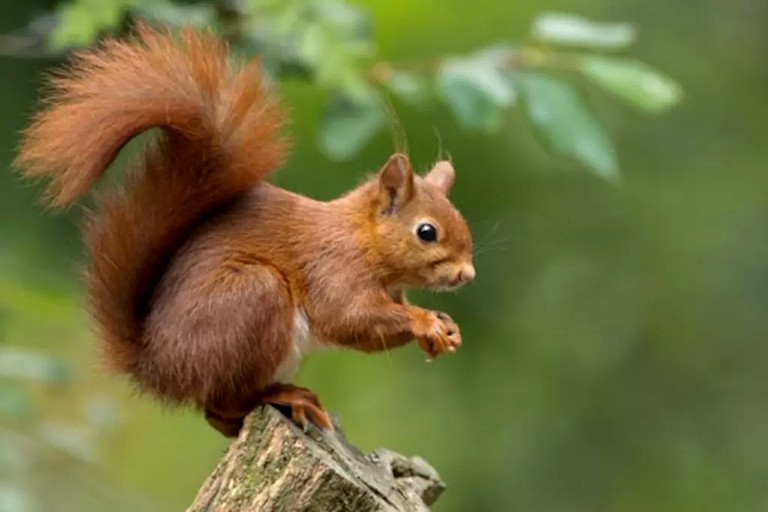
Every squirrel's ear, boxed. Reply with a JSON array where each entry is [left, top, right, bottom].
[[378, 153, 414, 214], [424, 161, 455, 196]]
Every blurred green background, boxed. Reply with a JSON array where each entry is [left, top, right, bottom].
[[2, 0, 767, 511]]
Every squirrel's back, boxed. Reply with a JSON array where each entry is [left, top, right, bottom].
[[15, 24, 287, 377]]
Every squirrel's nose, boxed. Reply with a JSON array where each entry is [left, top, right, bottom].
[[457, 264, 476, 284]]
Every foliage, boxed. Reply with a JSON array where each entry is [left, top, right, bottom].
[[18, 1, 681, 181], [0, 281, 127, 512], [5, 2, 764, 512]]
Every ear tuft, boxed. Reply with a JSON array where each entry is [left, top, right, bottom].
[[424, 161, 455, 195], [379, 153, 414, 214]]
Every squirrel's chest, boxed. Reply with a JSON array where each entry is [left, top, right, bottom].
[[272, 309, 331, 383]]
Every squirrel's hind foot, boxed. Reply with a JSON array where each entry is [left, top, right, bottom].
[[203, 384, 332, 438], [260, 383, 334, 432]]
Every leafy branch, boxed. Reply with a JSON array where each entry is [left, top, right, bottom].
[[8, 1, 682, 181]]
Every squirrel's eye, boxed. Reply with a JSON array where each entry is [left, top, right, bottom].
[[416, 223, 438, 243]]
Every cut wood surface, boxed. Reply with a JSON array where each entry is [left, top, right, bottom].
[[187, 406, 446, 511]]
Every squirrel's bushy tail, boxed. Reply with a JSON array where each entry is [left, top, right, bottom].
[[15, 24, 287, 375]]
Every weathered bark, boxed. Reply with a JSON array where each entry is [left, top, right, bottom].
[[187, 406, 446, 511]]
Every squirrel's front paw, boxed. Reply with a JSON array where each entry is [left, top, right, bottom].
[[417, 311, 462, 358]]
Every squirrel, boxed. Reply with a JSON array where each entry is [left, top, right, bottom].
[[14, 24, 475, 437]]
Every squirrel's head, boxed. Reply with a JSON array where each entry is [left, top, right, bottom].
[[368, 153, 474, 291]]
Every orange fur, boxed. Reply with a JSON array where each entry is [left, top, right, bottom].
[[15, 25, 474, 437]]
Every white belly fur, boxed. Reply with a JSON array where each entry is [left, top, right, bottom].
[[273, 308, 331, 383]]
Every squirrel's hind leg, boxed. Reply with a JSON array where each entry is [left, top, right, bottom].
[[147, 259, 297, 437]]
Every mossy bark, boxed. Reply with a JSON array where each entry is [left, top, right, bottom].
[[187, 407, 445, 511]]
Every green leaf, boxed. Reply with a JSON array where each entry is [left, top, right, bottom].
[[50, 0, 134, 50], [0, 348, 70, 384], [297, 23, 328, 68], [82, 396, 121, 432], [437, 45, 516, 132], [0, 485, 30, 512], [296, 21, 371, 101], [0, 384, 31, 419], [38, 422, 97, 462], [136, 0, 215, 28], [532, 12, 636, 49], [383, 71, 430, 106], [517, 72, 619, 182], [579, 55, 683, 113], [319, 92, 385, 160], [309, 0, 371, 39], [0, 436, 29, 469]]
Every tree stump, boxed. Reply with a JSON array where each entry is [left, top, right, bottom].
[[187, 406, 446, 511]]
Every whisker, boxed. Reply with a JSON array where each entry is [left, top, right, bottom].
[[381, 336, 394, 369], [473, 243, 510, 258], [432, 126, 445, 162]]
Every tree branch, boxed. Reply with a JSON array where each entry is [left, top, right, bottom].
[[187, 406, 446, 511]]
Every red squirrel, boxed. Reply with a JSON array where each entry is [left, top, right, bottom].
[[15, 24, 475, 437]]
